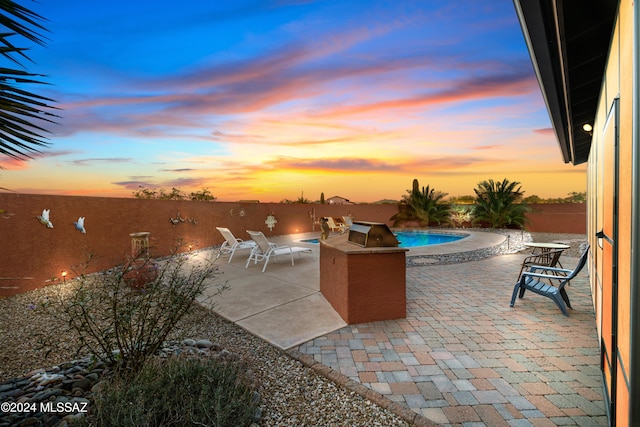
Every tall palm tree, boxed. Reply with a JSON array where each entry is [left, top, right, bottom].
[[1, 0, 57, 161], [472, 178, 530, 229]]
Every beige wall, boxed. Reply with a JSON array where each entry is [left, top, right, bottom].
[[586, 1, 634, 423]]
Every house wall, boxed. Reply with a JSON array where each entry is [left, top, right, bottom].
[[0, 192, 586, 297], [586, 1, 634, 424]]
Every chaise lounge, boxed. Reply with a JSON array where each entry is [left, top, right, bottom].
[[216, 227, 257, 262], [245, 230, 313, 272]]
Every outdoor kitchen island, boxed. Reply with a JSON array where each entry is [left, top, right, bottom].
[[319, 222, 408, 324]]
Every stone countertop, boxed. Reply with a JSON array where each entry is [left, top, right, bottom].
[[319, 233, 409, 254]]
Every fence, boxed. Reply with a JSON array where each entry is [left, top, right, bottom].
[[0, 193, 585, 296]]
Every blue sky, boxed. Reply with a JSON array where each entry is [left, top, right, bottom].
[[0, 0, 586, 202]]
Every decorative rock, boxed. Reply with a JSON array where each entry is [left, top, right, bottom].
[[195, 339, 213, 348], [182, 338, 196, 346]]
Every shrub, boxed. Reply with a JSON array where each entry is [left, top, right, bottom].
[[449, 205, 473, 227], [472, 178, 530, 229], [42, 245, 226, 377], [391, 179, 451, 226], [83, 357, 259, 427]]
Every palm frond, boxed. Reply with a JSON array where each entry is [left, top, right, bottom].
[[0, 1, 57, 161]]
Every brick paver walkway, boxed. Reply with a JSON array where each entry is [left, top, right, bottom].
[[298, 253, 606, 426]]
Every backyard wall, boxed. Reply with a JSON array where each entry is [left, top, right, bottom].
[[0, 193, 397, 296], [0, 193, 586, 297], [525, 203, 586, 234]]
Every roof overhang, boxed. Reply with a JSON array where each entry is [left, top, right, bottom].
[[512, 0, 618, 165]]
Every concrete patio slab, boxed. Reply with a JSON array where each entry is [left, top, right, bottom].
[[237, 292, 347, 350]]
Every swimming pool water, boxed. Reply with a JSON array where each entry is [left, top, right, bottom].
[[393, 231, 466, 247], [300, 231, 467, 248]]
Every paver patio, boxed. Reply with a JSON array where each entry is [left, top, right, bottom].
[[299, 253, 606, 426], [202, 231, 606, 426]]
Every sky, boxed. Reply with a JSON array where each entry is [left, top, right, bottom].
[[0, 0, 587, 203]]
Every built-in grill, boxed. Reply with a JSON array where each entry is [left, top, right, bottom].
[[347, 221, 399, 248]]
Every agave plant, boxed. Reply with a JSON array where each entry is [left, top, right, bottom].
[[0, 1, 58, 161], [472, 178, 530, 229]]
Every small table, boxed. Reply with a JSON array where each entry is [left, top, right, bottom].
[[525, 242, 571, 252], [523, 242, 570, 270]]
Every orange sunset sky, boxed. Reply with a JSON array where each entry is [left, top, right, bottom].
[[0, 1, 586, 202]]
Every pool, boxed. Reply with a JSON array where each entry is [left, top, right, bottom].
[[300, 230, 468, 248], [394, 231, 467, 247]]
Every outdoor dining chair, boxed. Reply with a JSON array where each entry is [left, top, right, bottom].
[[510, 244, 590, 316]]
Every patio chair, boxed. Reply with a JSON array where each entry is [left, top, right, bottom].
[[510, 244, 590, 316], [326, 217, 347, 233], [516, 249, 565, 279], [245, 230, 313, 272], [215, 227, 257, 262]]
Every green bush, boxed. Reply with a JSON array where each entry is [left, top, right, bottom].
[[83, 357, 259, 427], [472, 178, 530, 229], [391, 179, 451, 226], [42, 244, 226, 377]]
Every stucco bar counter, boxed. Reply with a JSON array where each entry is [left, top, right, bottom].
[[319, 233, 408, 324]]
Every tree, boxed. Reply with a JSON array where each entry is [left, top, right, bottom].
[[320, 192, 325, 204], [132, 186, 215, 201], [391, 179, 451, 226], [190, 188, 216, 201], [565, 191, 586, 203], [0, 1, 58, 161], [280, 191, 311, 204], [472, 178, 530, 229]]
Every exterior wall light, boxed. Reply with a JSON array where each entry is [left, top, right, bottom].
[[583, 123, 593, 132]]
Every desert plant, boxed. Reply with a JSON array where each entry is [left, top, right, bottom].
[[84, 357, 259, 427], [1, 1, 59, 160], [472, 178, 530, 229], [391, 179, 451, 226], [449, 205, 473, 227], [190, 188, 216, 201], [42, 244, 226, 376]]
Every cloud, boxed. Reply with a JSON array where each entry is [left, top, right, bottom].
[[160, 168, 197, 172], [112, 177, 209, 191], [0, 150, 77, 170], [534, 128, 554, 135], [266, 157, 398, 172], [70, 157, 134, 166]]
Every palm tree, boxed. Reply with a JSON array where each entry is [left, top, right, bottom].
[[472, 178, 530, 229], [1, 1, 58, 161], [391, 179, 451, 226]]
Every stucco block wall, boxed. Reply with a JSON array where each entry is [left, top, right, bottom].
[[0, 193, 397, 296], [525, 203, 586, 234], [0, 193, 585, 297]]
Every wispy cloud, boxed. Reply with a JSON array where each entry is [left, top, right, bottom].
[[0, 150, 77, 170], [70, 158, 134, 166]]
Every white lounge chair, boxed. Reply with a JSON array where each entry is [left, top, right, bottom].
[[245, 230, 313, 272], [216, 227, 257, 262]]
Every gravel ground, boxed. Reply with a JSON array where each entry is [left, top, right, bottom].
[[0, 283, 412, 426], [0, 231, 587, 426]]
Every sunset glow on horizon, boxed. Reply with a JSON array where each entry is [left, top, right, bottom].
[[0, 0, 587, 203]]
